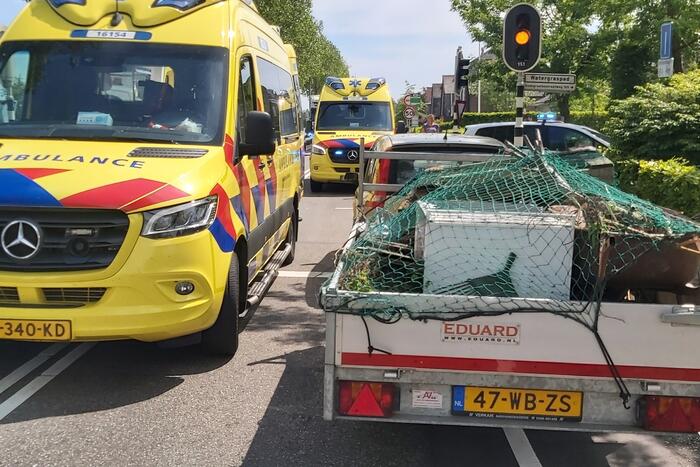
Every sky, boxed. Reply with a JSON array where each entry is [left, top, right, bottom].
[[0, 0, 477, 98], [312, 0, 477, 98]]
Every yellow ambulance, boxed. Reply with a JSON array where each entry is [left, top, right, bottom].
[[310, 77, 395, 192], [0, 0, 304, 355]]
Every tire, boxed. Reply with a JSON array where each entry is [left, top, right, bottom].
[[282, 211, 297, 267], [201, 252, 241, 356], [310, 179, 323, 193]]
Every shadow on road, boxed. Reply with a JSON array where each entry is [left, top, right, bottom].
[[1, 342, 231, 425], [241, 346, 519, 467], [303, 179, 356, 198]]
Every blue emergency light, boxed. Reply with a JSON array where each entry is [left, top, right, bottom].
[[334, 150, 344, 156], [537, 112, 558, 122]]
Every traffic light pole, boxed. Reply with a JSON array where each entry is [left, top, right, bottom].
[[514, 72, 525, 147]]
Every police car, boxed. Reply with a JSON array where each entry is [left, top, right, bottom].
[[464, 113, 610, 151]]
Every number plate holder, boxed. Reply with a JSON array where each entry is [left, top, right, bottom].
[[0, 319, 72, 342], [452, 385, 583, 422]]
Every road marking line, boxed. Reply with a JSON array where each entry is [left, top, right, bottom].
[[278, 271, 333, 279], [335, 207, 353, 210], [0, 343, 95, 421], [0, 343, 67, 396], [503, 428, 542, 467]]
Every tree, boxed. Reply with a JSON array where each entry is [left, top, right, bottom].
[[255, 0, 348, 95], [598, 0, 700, 99], [605, 69, 700, 164], [450, 0, 610, 120]]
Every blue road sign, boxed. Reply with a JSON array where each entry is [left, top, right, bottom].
[[660, 22, 673, 60]]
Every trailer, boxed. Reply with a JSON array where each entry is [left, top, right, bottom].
[[321, 146, 700, 433]]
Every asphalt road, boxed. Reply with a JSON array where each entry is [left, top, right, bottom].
[[0, 177, 699, 466]]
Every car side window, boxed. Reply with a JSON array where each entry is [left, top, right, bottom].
[[475, 127, 494, 138], [236, 56, 256, 152], [547, 127, 596, 151]]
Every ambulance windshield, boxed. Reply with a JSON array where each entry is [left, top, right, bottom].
[[0, 41, 228, 145], [316, 102, 392, 131]]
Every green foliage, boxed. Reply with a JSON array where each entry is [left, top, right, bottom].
[[450, 0, 608, 120], [616, 158, 700, 218], [255, 0, 348, 95], [605, 70, 700, 164]]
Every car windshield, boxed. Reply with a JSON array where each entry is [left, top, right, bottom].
[[385, 145, 502, 184], [585, 127, 610, 145], [316, 102, 392, 131], [0, 41, 228, 145]]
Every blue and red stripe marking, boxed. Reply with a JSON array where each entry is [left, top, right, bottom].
[[208, 184, 237, 253]]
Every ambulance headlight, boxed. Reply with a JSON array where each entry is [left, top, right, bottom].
[[153, 0, 205, 11], [141, 196, 218, 239], [311, 144, 327, 156], [49, 0, 86, 6]]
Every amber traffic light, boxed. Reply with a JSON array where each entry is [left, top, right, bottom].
[[503, 4, 541, 72]]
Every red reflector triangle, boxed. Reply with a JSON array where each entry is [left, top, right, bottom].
[[348, 384, 384, 417]]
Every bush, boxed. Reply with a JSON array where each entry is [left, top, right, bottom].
[[605, 70, 700, 165], [616, 158, 700, 218]]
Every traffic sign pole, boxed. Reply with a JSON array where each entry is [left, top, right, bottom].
[[515, 72, 525, 147]]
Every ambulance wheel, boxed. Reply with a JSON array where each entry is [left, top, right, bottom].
[[201, 252, 241, 356], [282, 211, 297, 267], [310, 180, 323, 193]]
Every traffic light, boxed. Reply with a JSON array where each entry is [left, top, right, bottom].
[[503, 3, 541, 72], [455, 58, 471, 90]]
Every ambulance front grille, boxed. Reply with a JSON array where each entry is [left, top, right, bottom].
[[128, 147, 208, 158], [42, 288, 108, 305], [0, 287, 19, 304], [0, 208, 129, 272]]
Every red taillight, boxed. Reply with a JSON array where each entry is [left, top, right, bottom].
[[640, 396, 700, 432], [338, 381, 396, 417]]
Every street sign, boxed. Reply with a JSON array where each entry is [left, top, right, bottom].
[[410, 96, 423, 105], [660, 22, 673, 60], [658, 58, 674, 78], [403, 95, 412, 106], [524, 73, 576, 93], [525, 73, 576, 85], [524, 90, 546, 98], [403, 107, 416, 119]]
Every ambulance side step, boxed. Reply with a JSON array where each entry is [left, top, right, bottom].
[[239, 243, 293, 328]]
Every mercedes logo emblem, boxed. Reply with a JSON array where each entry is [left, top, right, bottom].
[[1, 220, 41, 260], [347, 150, 359, 161]]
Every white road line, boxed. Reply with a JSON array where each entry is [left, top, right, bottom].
[[304, 169, 311, 180], [503, 428, 542, 467], [0, 343, 67, 395], [335, 207, 353, 210], [0, 343, 95, 421], [278, 271, 333, 279]]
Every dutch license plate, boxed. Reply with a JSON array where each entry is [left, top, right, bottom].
[[452, 386, 583, 422], [0, 319, 72, 342], [344, 173, 358, 182]]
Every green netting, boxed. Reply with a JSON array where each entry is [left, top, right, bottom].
[[324, 150, 700, 404]]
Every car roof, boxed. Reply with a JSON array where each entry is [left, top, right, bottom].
[[465, 121, 592, 131], [381, 133, 504, 149]]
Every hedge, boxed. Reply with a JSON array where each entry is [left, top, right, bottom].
[[615, 158, 700, 219], [434, 112, 609, 132]]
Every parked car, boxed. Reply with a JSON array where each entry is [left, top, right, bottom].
[[464, 121, 614, 183], [464, 121, 610, 150], [359, 133, 506, 214]]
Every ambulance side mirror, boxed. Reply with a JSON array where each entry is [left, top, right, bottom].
[[241, 111, 276, 157]]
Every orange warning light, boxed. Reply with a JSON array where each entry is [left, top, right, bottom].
[[515, 29, 531, 45]]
